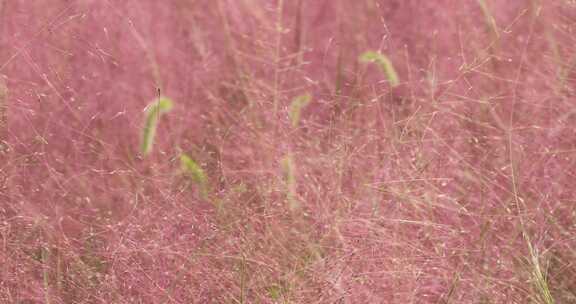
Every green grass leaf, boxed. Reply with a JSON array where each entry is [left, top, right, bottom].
[[140, 97, 174, 156], [180, 153, 209, 199], [289, 93, 311, 127], [281, 153, 299, 211], [0, 77, 7, 131], [360, 51, 400, 87], [477, 0, 499, 39], [266, 284, 284, 300]]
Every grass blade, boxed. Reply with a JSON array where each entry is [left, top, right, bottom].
[[180, 153, 209, 200], [140, 97, 173, 156], [281, 153, 299, 211], [289, 93, 311, 127], [0, 77, 7, 137], [360, 51, 400, 87], [477, 0, 499, 39]]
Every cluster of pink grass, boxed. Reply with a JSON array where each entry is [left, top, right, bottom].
[[1, 0, 575, 303]]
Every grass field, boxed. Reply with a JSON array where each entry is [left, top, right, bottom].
[[1, 0, 575, 303]]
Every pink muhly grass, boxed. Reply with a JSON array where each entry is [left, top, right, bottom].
[[0, 0, 575, 303]]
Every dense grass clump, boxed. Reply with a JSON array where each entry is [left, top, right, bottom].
[[1, 0, 575, 303]]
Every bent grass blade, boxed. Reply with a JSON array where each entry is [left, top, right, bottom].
[[281, 153, 299, 211], [289, 93, 311, 128], [360, 51, 400, 87], [140, 97, 174, 156], [180, 153, 209, 200]]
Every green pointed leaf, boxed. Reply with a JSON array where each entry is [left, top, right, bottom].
[[140, 97, 173, 156], [180, 153, 209, 199], [289, 93, 312, 127], [360, 51, 400, 87], [281, 153, 299, 211]]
